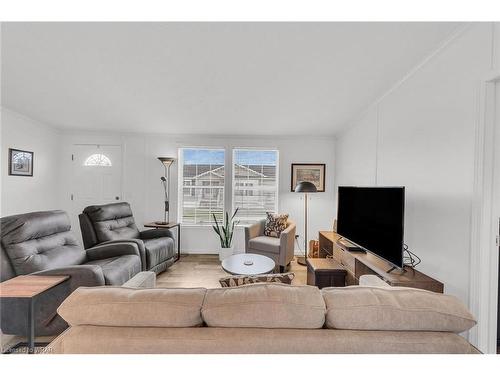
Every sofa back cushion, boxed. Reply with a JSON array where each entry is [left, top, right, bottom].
[[58, 287, 207, 327], [322, 286, 477, 333], [0, 245, 16, 282], [0, 210, 85, 275], [202, 283, 325, 328], [83, 202, 140, 243]]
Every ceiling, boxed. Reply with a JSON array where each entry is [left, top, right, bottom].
[[1, 22, 462, 136]]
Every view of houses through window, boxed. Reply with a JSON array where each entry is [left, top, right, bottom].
[[179, 148, 278, 225], [180, 148, 225, 225], [233, 149, 278, 224]]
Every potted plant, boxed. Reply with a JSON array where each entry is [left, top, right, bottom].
[[212, 208, 239, 261]]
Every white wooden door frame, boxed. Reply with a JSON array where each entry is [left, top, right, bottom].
[[469, 70, 500, 353], [70, 142, 124, 211]]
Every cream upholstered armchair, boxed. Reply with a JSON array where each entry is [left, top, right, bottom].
[[244, 219, 296, 272]]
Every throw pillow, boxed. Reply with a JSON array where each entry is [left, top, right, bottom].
[[264, 212, 289, 237], [219, 272, 295, 287]]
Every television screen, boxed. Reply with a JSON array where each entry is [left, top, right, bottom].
[[336, 186, 405, 268]]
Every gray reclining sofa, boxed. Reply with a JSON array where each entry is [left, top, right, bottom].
[[79, 202, 175, 274], [0, 210, 142, 336]]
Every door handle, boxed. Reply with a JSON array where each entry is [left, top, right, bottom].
[[115, 196, 120, 200]]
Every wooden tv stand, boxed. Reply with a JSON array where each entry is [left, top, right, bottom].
[[318, 231, 444, 293]]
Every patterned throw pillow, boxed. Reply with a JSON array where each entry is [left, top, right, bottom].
[[219, 273, 295, 287], [264, 212, 289, 238]]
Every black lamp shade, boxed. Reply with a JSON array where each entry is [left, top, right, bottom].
[[158, 157, 175, 167], [294, 181, 318, 193]]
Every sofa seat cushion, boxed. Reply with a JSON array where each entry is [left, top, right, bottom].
[[86, 255, 141, 285], [57, 286, 207, 327], [248, 236, 280, 254], [47, 326, 480, 354], [202, 283, 325, 328], [143, 237, 174, 269], [322, 286, 477, 333]]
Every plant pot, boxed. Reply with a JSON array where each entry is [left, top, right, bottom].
[[219, 245, 234, 261]]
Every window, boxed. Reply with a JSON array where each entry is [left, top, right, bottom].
[[84, 153, 112, 167], [179, 148, 225, 225], [232, 149, 278, 224]]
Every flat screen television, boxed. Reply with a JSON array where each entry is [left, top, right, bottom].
[[336, 186, 405, 269]]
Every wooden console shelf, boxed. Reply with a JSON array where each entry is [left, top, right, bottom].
[[318, 231, 444, 293]]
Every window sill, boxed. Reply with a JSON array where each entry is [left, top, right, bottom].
[[179, 223, 248, 229]]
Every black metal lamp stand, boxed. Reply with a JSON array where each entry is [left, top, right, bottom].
[[294, 181, 318, 266], [157, 157, 175, 225]]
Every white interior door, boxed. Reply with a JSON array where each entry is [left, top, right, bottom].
[[71, 144, 123, 218]]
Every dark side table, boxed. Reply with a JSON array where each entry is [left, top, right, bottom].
[[0, 275, 69, 354], [144, 222, 181, 262], [306, 258, 347, 289]]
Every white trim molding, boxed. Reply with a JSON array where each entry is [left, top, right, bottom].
[[469, 69, 500, 353]]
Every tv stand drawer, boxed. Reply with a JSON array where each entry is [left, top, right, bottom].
[[319, 232, 333, 257], [340, 249, 355, 272], [331, 242, 355, 272], [331, 245, 343, 264]]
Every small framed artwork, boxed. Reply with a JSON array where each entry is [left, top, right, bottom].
[[8, 148, 34, 177], [291, 163, 326, 192]]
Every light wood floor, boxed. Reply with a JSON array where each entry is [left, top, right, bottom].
[[157, 254, 307, 288]]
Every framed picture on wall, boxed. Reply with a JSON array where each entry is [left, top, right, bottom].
[[291, 163, 325, 192], [8, 148, 34, 177]]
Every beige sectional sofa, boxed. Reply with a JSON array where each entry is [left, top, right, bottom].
[[45, 281, 479, 354]]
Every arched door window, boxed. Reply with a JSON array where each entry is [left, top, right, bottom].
[[84, 153, 112, 167]]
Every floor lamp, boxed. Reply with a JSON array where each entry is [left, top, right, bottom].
[[294, 181, 318, 266], [157, 157, 175, 225]]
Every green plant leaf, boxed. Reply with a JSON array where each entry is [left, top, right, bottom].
[[212, 209, 242, 248], [212, 213, 225, 245]]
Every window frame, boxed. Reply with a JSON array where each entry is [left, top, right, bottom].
[[231, 148, 279, 224], [177, 147, 226, 227]]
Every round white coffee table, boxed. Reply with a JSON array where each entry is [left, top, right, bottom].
[[221, 253, 276, 276]]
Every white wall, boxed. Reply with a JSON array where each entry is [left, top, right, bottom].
[[0, 108, 62, 216], [0, 107, 64, 354], [335, 24, 498, 308], [58, 131, 336, 254], [0, 107, 336, 254]]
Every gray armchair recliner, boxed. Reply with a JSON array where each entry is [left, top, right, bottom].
[[245, 219, 296, 272], [0, 210, 142, 337], [78, 202, 175, 274]]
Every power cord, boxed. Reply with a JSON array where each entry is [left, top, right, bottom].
[[294, 236, 305, 257], [403, 244, 421, 268]]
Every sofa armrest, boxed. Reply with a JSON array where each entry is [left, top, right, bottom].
[[122, 271, 156, 288], [358, 275, 391, 288], [86, 241, 141, 261], [280, 222, 296, 265], [33, 265, 106, 290], [140, 228, 174, 240], [245, 219, 265, 250]]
